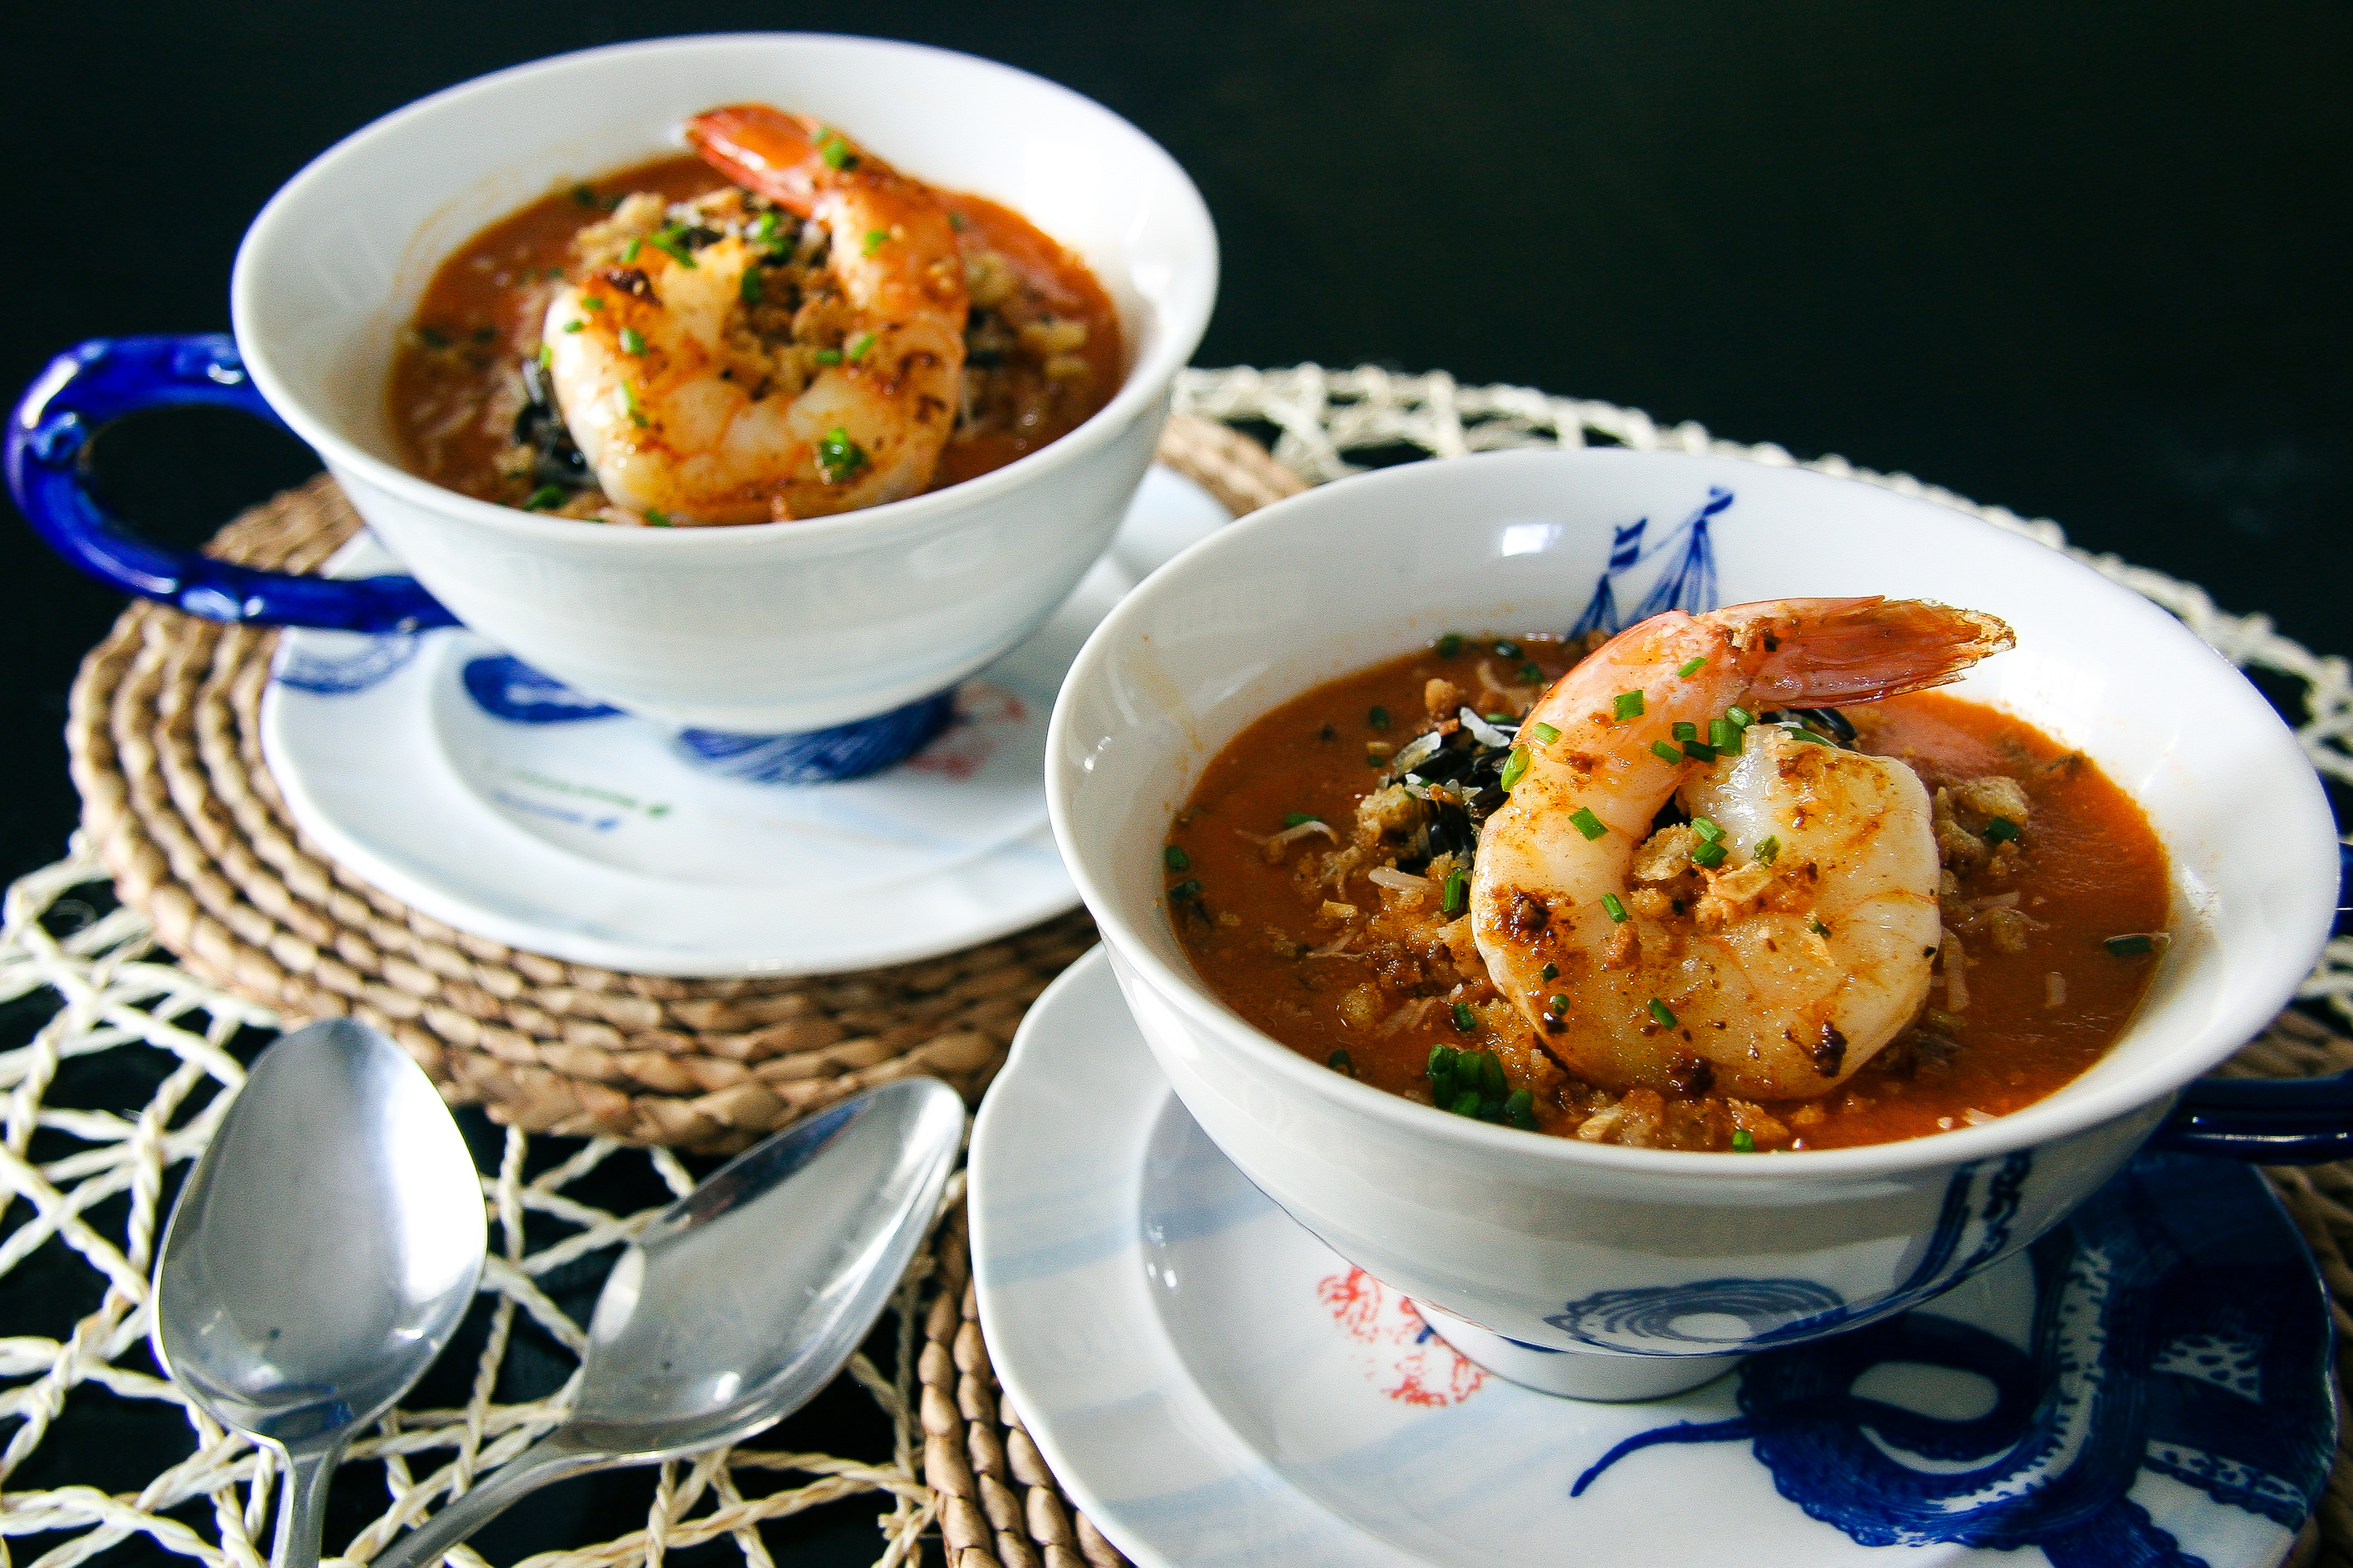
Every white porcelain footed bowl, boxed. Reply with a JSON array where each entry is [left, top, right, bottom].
[[225, 34, 1216, 732], [1044, 447, 2336, 1399]]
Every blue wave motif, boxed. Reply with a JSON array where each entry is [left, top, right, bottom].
[[673, 688, 957, 784], [276, 633, 420, 695], [1568, 486, 1731, 638], [461, 656, 624, 724], [1569, 1152, 2333, 1561]]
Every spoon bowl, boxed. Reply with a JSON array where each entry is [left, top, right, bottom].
[[152, 1018, 487, 1567], [374, 1076, 967, 1568]]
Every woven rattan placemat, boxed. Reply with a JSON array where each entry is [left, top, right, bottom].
[[37, 386, 2353, 1566]]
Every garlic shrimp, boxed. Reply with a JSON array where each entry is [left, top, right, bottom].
[[540, 107, 966, 523], [1468, 598, 2013, 1101]]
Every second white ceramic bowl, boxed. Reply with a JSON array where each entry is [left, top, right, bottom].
[[1047, 447, 2335, 1398]]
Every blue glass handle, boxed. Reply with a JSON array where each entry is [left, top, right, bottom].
[[5, 335, 457, 632]]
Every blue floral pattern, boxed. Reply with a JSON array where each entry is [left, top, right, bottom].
[[1569, 486, 1730, 638]]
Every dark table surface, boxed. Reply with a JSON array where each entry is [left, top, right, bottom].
[[2, 2, 2347, 1563]]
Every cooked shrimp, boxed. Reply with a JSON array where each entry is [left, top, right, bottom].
[[1468, 598, 2014, 1102], [541, 108, 966, 523]]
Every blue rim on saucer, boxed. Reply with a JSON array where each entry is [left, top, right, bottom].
[[971, 948, 2336, 1568]]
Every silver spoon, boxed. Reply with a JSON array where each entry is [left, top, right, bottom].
[[152, 1018, 487, 1568], [373, 1075, 966, 1568]]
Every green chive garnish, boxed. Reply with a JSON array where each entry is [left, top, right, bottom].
[[740, 268, 764, 305], [1499, 745, 1530, 791], [1541, 961, 1558, 980], [1784, 725, 1832, 746], [622, 237, 642, 262], [1486, 712, 1514, 725], [818, 133, 856, 170], [1529, 721, 1560, 745], [1730, 1129, 1756, 1153], [1710, 717, 1743, 754], [1494, 639, 1522, 657], [1677, 656, 1707, 677], [1437, 633, 1463, 657], [847, 330, 877, 363], [1478, 1053, 1506, 1096], [1691, 817, 1725, 844], [1725, 706, 1754, 727], [647, 508, 677, 527], [1328, 1048, 1354, 1076], [1548, 994, 1568, 1015], [1690, 840, 1727, 869], [536, 344, 553, 369], [1646, 998, 1677, 1028], [1505, 1089, 1537, 1130], [1167, 879, 1201, 901], [1671, 721, 1698, 743], [1984, 816, 2021, 843], [1164, 846, 1189, 872], [572, 183, 599, 208], [814, 348, 844, 365], [863, 228, 889, 256], [1442, 868, 1469, 916], [2105, 933, 2157, 956], [1451, 1002, 1476, 1033], [752, 210, 780, 241], [619, 326, 647, 356], [817, 427, 869, 483], [1452, 1089, 1484, 1117], [1613, 690, 1645, 720], [1682, 740, 1719, 762], [1754, 835, 1780, 867], [648, 226, 697, 267], [562, 320, 585, 333], [1369, 706, 1390, 730], [622, 383, 647, 427], [1651, 740, 1685, 764], [523, 484, 564, 511], [1428, 1043, 1459, 1077], [1283, 811, 1319, 828], [1601, 892, 1627, 923], [1810, 919, 1831, 936], [1569, 807, 1607, 840], [581, 296, 605, 310], [1519, 662, 1544, 683]]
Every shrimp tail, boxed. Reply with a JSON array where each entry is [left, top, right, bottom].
[[685, 105, 839, 213], [1724, 597, 2016, 706]]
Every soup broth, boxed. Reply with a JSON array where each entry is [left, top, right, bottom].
[[1168, 633, 2169, 1151]]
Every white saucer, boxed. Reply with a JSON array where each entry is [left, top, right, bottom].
[[258, 467, 1230, 975], [969, 948, 2331, 1568]]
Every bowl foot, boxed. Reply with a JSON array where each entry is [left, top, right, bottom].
[[1418, 1303, 1743, 1402]]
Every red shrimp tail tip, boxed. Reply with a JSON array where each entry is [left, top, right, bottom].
[[1739, 598, 2016, 706], [685, 104, 836, 211]]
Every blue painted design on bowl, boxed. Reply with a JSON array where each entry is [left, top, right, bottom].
[[275, 633, 420, 695], [674, 688, 958, 784], [1570, 1151, 2335, 1558], [1569, 486, 1730, 638]]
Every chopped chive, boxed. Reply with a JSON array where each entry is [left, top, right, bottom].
[[752, 210, 780, 241], [1451, 1002, 1476, 1033], [1691, 817, 1725, 844], [1725, 706, 1755, 727], [817, 426, 869, 483], [1601, 892, 1627, 923], [1671, 721, 1699, 743], [1367, 751, 1386, 767], [1505, 1088, 1538, 1130], [648, 226, 698, 267], [847, 330, 877, 363], [581, 296, 605, 310], [2105, 933, 2160, 956], [1478, 1053, 1506, 1096], [1682, 740, 1720, 762], [947, 208, 968, 231], [562, 320, 585, 333], [1369, 705, 1390, 730], [1548, 994, 1568, 1015], [1442, 868, 1469, 916], [863, 227, 889, 256], [416, 325, 450, 348], [1677, 656, 1708, 677], [1541, 961, 1559, 979], [1651, 740, 1686, 764], [1436, 633, 1463, 657], [1730, 1129, 1756, 1153], [1499, 745, 1531, 791], [1710, 717, 1743, 754], [619, 326, 647, 356], [1452, 1089, 1484, 1117], [1529, 721, 1560, 745], [1519, 662, 1544, 683], [1810, 919, 1831, 936], [1613, 690, 1646, 720], [1984, 816, 2022, 843], [1754, 835, 1781, 867], [1428, 1043, 1460, 1077], [622, 382, 647, 427], [571, 183, 600, 208], [814, 348, 844, 365], [536, 344, 553, 369], [1283, 811, 1319, 828], [1568, 807, 1607, 840], [1167, 879, 1201, 901], [523, 484, 564, 511], [1783, 725, 1832, 746], [1328, 1048, 1354, 1076], [1485, 711, 1514, 724], [1646, 998, 1677, 1028], [1164, 845, 1190, 871], [817, 132, 856, 170], [740, 268, 764, 305], [643, 507, 673, 527], [1494, 639, 1522, 657], [1690, 840, 1727, 869], [622, 237, 642, 262]]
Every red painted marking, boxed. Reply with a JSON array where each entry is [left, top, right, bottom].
[[1318, 1266, 1486, 1406], [905, 683, 1025, 779]]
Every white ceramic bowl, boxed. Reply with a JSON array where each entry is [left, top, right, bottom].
[[223, 33, 1216, 732], [1046, 447, 2336, 1399]]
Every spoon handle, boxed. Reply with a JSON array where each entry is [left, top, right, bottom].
[[273, 1444, 342, 1568], [370, 1432, 614, 1568]]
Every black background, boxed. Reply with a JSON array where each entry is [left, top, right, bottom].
[[2, 2, 2347, 1563]]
